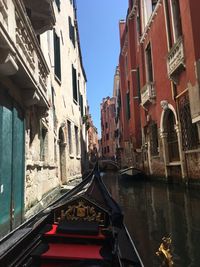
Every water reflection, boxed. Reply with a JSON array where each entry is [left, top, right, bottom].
[[102, 172, 200, 267]]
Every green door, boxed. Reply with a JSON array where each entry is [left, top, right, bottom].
[[0, 90, 25, 238], [12, 105, 25, 229]]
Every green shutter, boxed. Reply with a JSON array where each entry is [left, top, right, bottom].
[[12, 105, 25, 228], [0, 91, 25, 238], [54, 31, 61, 80], [72, 65, 78, 102]]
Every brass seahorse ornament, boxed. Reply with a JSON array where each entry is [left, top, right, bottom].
[[156, 237, 174, 267]]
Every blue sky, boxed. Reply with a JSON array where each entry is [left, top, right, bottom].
[[76, 0, 128, 136]]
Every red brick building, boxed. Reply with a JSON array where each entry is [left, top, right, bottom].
[[118, 12, 142, 168], [118, 0, 200, 182], [85, 106, 99, 164], [100, 97, 116, 159]]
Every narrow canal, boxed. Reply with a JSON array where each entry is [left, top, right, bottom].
[[102, 172, 200, 267]]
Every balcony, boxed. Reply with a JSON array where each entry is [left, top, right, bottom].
[[0, 0, 8, 30], [0, 0, 53, 110], [141, 82, 156, 106], [167, 37, 185, 81], [22, 0, 55, 34]]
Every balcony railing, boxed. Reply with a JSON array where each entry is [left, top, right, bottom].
[[167, 37, 185, 79], [21, 0, 55, 34], [0, 0, 8, 29], [0, 0, 51, 108], [141, 82, 156, 106]]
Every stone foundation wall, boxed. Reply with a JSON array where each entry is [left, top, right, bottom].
[[151, 157, 166, 177], [185, 151, 200, 179], [25, 163, 59, 211]]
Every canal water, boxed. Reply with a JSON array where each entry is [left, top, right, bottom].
[[102, 172, 200, 267]]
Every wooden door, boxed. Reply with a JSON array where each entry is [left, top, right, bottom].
[[0, 89, 25, 238], [12, 105, 25, 228]]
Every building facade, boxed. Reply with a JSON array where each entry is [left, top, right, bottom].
[[0, 0, 88, 238], [118, 15, 142, 168], [86, 106, 99, 166], [113, 66, 123, 166], [117, 0, 200, 182], [100, 97, 116, 159]]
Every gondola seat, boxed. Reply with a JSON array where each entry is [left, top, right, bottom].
[[41, 243, 109, 260], [56, 221, 99, 235], [44, 223, 106, 240]]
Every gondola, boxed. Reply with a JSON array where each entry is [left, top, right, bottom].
[[119, 167, 145, 181], [98, 159, 120, 172], [0, 166, 144, 267]]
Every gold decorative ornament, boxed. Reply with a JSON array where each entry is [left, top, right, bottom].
[[156, 236, 174, 267], [54, 199, 105, 224]]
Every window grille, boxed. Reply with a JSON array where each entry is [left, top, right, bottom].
[[178, 93, 199, 151], [166, 111, 179, 161]]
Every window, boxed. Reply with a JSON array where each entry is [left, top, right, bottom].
[[104, 147, 106, 154], [68, 17, 75, 47], [106, 133, 109, 140], [54, 138, 57, 162], [72, 65, 78, 102], [75, 126, 79, 156], [150, 123, 159, 156], [125, 55, 128, 77], [79, 94, 84, 116], [152, 0, 158, 11], [136, 13, 141, 42], [136, 67, 141, 103], [164, 0, 172, 48], [40, 126, 48, 161], [107, 146, 110, 153], [55, 0, 60, 11], [130, 0, 134, 9], [105, 122, 108, 128], [126, 91, 130, 120], [171, 0, 182, 41], [67, 120, 72, 154], [142, 0, 158, 28], [145, 44, 153, 82], [178, 94, 199, 151], [54, 31, 61, 80]]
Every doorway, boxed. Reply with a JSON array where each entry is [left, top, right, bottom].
[[0, 89, 25, 238], [165, 110, 180, 162]]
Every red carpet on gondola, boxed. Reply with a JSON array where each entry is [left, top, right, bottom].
[[41, 243, 104, 260]]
